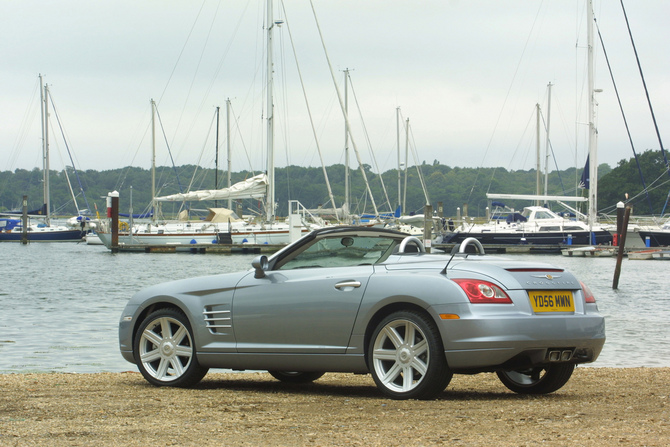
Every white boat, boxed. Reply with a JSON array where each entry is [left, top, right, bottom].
[[627, 249, 662, 260], [84, 233, 103, 245], [561, 246, 616, 257], [439, 205, 612, 246], [651, 250, 670, 260], [97, 206, 320, 248]]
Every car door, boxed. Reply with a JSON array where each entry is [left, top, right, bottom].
[[232, 265, 374, 354]]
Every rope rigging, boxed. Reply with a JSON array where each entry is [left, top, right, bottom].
[[618, 0, 669, 216], [47, 91, 91, 213], [154, 104, 185, 199], [618, 0, 667, 169], [594, 12, 654, 214], [279, 1, 338, 217]]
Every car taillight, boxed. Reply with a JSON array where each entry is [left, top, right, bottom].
[[453, 279, 512, 304], [581, 281, 596, 303]]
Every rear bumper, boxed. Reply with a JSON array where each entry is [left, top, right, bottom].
[[438, 313, 605, 371], [445, 343, 604, 373]]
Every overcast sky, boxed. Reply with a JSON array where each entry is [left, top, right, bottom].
[[2, 0, 668, 178]]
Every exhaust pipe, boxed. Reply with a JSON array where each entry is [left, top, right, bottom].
[[548, 349, 573, 362]]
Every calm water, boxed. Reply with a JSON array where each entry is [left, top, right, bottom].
[[0, 243, 667, 373]]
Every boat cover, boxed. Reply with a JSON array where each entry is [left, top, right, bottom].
[[154, 173, 268, 202]]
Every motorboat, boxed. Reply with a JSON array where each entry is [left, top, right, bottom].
[[437, 206, 612, 246]]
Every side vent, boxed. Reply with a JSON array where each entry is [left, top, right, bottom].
[[203, 304, 232, 334]]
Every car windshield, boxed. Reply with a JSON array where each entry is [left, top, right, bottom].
[[277, 235, 397, 270]]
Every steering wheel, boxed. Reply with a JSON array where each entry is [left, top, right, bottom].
[[398, 236, 426, 253], [458, 237, 485, 255]]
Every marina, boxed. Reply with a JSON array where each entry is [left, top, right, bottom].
[[1, 1, 669, 381], [0, 241, 667, 374], [126, 242, 654, 256]]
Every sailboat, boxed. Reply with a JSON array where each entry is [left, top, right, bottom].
[[437, 12, 614, 249], [0, 76, 86, 243], [96, 173, 320, 248], [388, 108, 437, 236], [96, 4, 323, 250]]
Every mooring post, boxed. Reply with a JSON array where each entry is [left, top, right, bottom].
[[423, 204, 433, 253], [21, 195, 28, 245], [107, 191, 120, 253], [615, 201, 625, 246], [612, 206, 631, 289]]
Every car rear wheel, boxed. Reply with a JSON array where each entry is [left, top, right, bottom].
[[134, 308, 208, 387], [368, 310, 452, 400], [268, 371, 325, 383], [496, 363, 575, 394]]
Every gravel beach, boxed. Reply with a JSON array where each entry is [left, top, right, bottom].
[[1, 367, 668, 446]]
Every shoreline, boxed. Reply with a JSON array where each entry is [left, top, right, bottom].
[[1, 367, 668, 446]]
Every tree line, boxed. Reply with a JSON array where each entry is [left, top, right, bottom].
[[1, 149, 668, 219]]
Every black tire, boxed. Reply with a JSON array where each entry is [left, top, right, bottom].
[[268, 371, 325, 383], [133, 308, 209, 387], [368, 310, 452, 400], [496, 363, 575, 394]]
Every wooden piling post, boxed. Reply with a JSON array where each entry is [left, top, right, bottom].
[[108, 191, 120, 253], [615, 201, 625, 246], [612, 206, 631, 289], [21, 195, 28, 245]]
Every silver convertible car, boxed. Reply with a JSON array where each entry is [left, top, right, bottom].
[[119, 226, 605, 400]]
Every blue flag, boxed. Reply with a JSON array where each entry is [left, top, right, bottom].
[[578, 156, 590, 189]]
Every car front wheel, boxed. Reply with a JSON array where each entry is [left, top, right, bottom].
[[496, 363, 575, 394], [268, 371, 325, 383], [134, 308, 208, 387], [368, 310, 452, 400]]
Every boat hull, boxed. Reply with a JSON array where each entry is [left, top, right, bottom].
[[651, 250, 670, 260], [627, 249, 662, 260], [441, 229, 612, 246], [85, 233, 103, 245], [561, 246, 616, 257], [638, 230, 670, 247], [0, 229, 85, 242], [96, 228, 311, 248]]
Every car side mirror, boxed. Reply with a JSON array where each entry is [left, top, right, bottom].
[[252, 255, 269, 278]]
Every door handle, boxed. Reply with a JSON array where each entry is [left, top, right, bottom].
[[334, 280, 361, 290]]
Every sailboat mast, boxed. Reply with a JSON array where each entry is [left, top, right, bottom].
[[308, 2, 378, 217], [42, 79, 51, 225], [265, 0, 275, 222], [215, 106, 220, 208], [226, 98, 232, 210], [151, 99, 156, 223], [403, 117, 409, 214], [544, 82, 552, 198], [396, 107, 401, 210], [535, 103, 541, 206], [344, 69, 350, 216], [39, 75, 46, 220], [587, 0, 598, 229]]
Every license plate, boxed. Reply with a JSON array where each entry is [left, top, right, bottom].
[[529, 291, 575, 312]]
